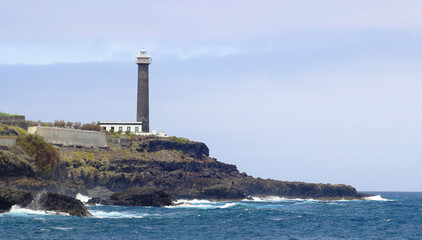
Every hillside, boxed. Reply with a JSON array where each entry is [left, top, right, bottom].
[[0, 125, 366, 200]]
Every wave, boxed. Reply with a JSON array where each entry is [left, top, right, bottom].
[[174, 199, 214, 204], [168, 199, 240, 209], [243, 196, 323, 202], [219, 202, 238, 208], [5, 205, 70, 216], [90, 210, 149, 219], [243, 196, 288, 202], [76, 193, 91, 204], [52, 227, 73, 231], [364, 195, 391, 201], [244, 195, 392, 203]]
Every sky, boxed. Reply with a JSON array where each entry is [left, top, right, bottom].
[[1, 0, 422, 191]]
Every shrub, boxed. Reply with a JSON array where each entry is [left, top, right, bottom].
[[16, 134, 60, 178], [24, 120, 100, 131], [168, 136, 190, 144], [53, 120, 66, 128], [0, 124, 27, 136], [0, 112, 20, 116], [81, 122, 102, 131]]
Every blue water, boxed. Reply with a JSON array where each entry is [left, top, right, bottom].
[[1, 192, 421, 239]]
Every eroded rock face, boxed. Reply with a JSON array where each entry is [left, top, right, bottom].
[[0, 188, 33, 213], [107, 187, 172, 207], [131, 137, 209, 159], [0, 188, 91, 217], [41, 192, 92, 217], [0, 136, 368, 201], [0, 151, 36, 177], [200, 184, 247, 200]]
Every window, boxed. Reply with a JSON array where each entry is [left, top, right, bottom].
[[119, 127, 123, 131], [103, 127, 106, 131], [135, 127, 139, 132], [127, 127, 131, 132], [111, 127, 114, 132]]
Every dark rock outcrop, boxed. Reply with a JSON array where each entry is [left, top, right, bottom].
[[41, 192, 92, 217], [106, 187, 172, 207], [200, 184, 247, 200], [0, 150, 36, 177], [0, 188, 33, 213], [0, 188, 91, 217], [130, 137, 209, 159], [86, 197, 107, 206]]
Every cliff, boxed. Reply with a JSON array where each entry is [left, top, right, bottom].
[[0, 133, 367, 200]]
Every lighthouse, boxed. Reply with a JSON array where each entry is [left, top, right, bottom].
[[136, 48, 152, 132], [99, 49, 166, 137]]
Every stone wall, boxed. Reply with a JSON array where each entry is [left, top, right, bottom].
[[0, 116, 27, 129], [28, 127, 107, 148], [0, 136, 17, 147]]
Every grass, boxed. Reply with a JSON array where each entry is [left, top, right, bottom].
[[0, 124, 27, 136], [71, 151, 96, 161], [168, 136, 190, 144], [0, 112, 20, 116]]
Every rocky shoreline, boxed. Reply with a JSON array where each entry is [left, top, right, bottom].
[[0, 133, 370, 214], [87, 187, 172, 207], [0, 188, 91, 217]]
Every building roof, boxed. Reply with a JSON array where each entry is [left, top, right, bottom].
[[99, 121, 142, 125]]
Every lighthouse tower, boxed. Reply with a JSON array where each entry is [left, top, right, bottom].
[[136, 48, 152, 132]]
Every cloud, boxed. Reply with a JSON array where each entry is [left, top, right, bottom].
[[2, 0, 422, 65]]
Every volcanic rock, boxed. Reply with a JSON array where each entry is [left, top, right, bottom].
[[107, 187, 172, 207], [0, 188, 91, 217]]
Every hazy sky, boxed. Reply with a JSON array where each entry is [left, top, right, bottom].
[[1, 1, 422, 191]]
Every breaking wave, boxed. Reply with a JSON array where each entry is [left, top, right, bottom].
[[5, 205, 70, 216], [243, 196, 323, 202], [364, 195, 391, 201], [168, 199, 240, 209], [52, 227, 73, 231], [243, 196, 288, 202], [76, 193, 91, 204], [90, 210, 149, 219]]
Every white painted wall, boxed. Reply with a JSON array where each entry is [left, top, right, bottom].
[[99, 122, 142, 133]]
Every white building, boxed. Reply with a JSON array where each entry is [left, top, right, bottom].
[[98, 121, 167, 137], [99, 121, 142, 133]]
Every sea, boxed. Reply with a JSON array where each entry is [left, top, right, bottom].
[[0, 192, 421, 239]]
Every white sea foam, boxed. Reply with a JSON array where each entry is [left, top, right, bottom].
[[364, 195, 391, 201], [166, 203, 215, 209], [90, 210, 149, 219], [219, 202, 238, 208], [244, 196, 390, 203], [52, 227, 73, 231], [174, 199, 214, 204], [243, 196, 321, 202], [75, 193, 91, 204], [7, 205, 70, 216], [34, 217, 47, 222], [243, 196, 288, 202], [168, 199, 240, 209]]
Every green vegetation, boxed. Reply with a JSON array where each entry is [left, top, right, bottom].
[[16, 134, 60, 178], [26, 120, 102, 132], [106, 131, 123, 138], [106, 131, 136, 139], [168, 136, 190, 144], [0, 112, 20, 116], [71, 151, 96, 161], [0, 124, 27, 136]]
